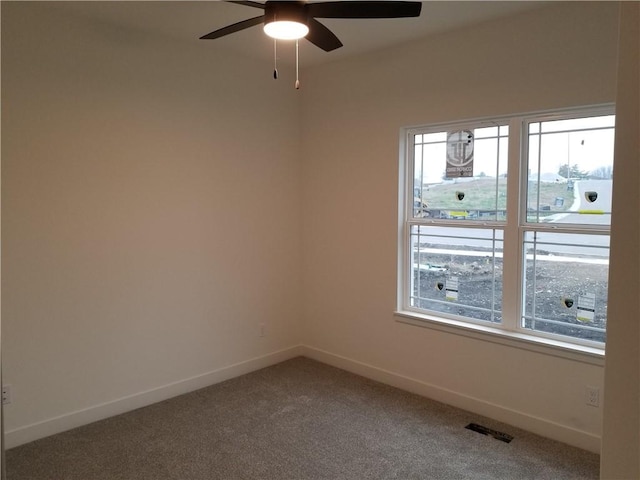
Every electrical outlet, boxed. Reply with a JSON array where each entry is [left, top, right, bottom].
[[585, 386, 600, 407], [2, 385, 12, 405], [259, 323, 266, 337]]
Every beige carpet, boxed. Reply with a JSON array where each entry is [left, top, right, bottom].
[[7, 357, 599, 479]]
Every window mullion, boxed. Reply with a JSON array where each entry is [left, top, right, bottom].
[[501, 117, 524, 332]]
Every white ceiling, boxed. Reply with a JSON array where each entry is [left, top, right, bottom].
[[49, 1, 549, 67]]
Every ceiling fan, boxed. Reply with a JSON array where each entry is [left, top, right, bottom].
[[201, 1, 422, 52], [200, 1, 422, 88]]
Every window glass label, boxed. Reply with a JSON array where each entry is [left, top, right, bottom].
[[446, 277, 459, 301], [577, 292, 596, 322], [446, 130, 474, 178]]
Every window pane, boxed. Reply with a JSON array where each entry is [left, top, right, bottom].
[[522, 231, 608, 344], [540, 115, 615, 133], [527, 115, 615, 225], [412, 125, 508, 221], [419, 132, 447, 144], [474, 126, 498, 139], [410, 225, 503, 323]]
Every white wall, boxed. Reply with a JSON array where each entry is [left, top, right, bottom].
[[1, 3, 303, 446], [300, 2, 620, 453], [601, 3, 640, 478]]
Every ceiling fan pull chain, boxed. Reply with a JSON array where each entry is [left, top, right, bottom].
[[295, 39, 300, 90], [273, 38, 278, 80]]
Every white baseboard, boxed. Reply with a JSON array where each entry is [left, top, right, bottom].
[[6, 344, 601, 454], [5, 345, 304, 449], [300, 345, 601, 454]]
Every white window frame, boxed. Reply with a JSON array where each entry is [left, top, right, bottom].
[[396, 105, 613, 365]]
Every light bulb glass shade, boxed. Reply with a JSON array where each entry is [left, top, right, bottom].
[[264, 21, 309, 40]]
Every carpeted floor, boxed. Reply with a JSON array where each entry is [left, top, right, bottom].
[[6, 357, 599, 479]]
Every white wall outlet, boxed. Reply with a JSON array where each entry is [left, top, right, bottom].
[[585, 386, 600, 407], [2, 385, 12, 405]]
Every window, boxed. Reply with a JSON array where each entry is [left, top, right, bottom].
[[398, 107, 614, 350]]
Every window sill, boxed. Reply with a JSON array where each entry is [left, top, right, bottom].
[[394, 310, 605, 366]]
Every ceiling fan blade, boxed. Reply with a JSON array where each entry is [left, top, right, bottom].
[[306, 18, 343, 52], [228, 1, 265, 9], [200, 15, 265, 40], [307, 1, 421, 19]]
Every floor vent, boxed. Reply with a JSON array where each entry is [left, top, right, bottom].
[[465, 423, 514, 443]]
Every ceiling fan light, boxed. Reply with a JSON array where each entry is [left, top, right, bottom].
[[264, 20, 309, 40]]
